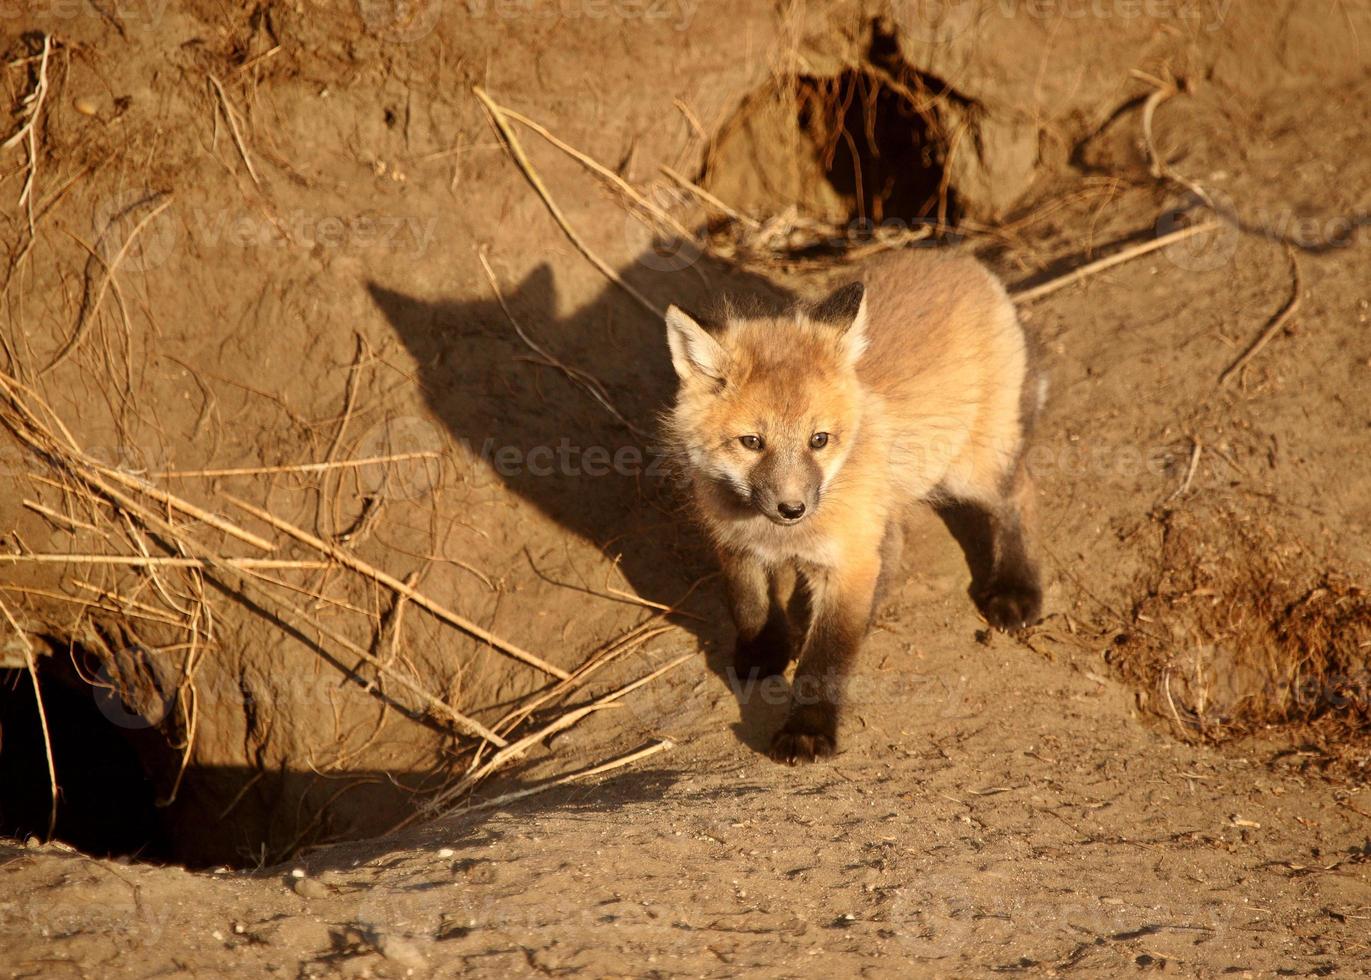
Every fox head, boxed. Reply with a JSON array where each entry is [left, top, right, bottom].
[[665, 282, 868, 526]]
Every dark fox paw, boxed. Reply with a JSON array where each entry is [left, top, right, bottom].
[[768, 704, 838, 765], [978, 577, 1043, 632], [769, 729, 836, 764]]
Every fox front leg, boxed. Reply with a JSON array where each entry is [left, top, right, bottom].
[[719, 549, 793, 681], [770, 553, 880, 764]]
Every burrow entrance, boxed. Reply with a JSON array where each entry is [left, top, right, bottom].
[[0, 655, 174, 862], [0, 641, 417, 869], [701, 26, 972, 252]]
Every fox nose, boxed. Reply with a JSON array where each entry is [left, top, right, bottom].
[[777, 501, 806, 520]]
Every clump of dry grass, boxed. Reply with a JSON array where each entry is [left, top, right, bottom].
[[0, 366, 689, 853], [1110, 505, 1370, 753]]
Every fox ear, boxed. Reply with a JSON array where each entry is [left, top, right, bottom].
[[812, 282, 868, 365], [665, 305, 729, 385]]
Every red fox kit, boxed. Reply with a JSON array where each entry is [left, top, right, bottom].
[[665, 250, 1043, 763]]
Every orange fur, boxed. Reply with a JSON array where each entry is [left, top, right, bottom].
[[668, 250, 1029, 568], [664, 249, 1041, 762]]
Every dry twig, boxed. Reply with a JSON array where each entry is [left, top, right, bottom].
[[1011, 219, 1222, 304], [494, 102, 697, 244], [1133, 70, 1179, 181], [43, 195, 174, 375], [1164, 438, 1203, 504], [439, 651, 690, 807], [661, 165, 760, 230], [1218, 248, 1302, 388], [492, 620, 677, 736], [3, 33, 52, 246], [478, 249, 649, 439], [224, 494, 570, 680], [153, 451, 442, 480], [473, 86, 663, 319], [460, 738, 672, 814], [208, 73, 261, 186], [0, 554, 327, 569]]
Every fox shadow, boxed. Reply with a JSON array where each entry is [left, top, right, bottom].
[[367, 250, 800, 750], [368, 245, 1013, 756]]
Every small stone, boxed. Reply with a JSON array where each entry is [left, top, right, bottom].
[[73, 96, 98, 116], [293, 877, 330, 899], [437, 847, 454, 858], [374, 931, 427, 969]]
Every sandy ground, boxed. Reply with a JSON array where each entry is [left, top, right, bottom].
[[5, 527, 1371, 976]]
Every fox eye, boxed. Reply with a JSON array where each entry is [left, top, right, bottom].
[[809, 432, 830, 449], [738, 434, 764, 451]]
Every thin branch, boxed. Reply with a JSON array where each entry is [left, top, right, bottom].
[[3, 32, 52, 251], [437, 652, 690, 808], [478, 248, 650, 439], [473, 85, 662, 320], [208, 73, 261, 186], [1011, 219, 1222, 305], [22, 498, 101, 532], [460, 739, 673, 814], [90, 463, 276, 552], [494, 102, 698, 244], [1218, 248, 1302, 388], [224, 494, 571, 680], [661, 165, 760, 230], [153, 451, 442, 480], [0, 554, 328, 569], [1164, 438, 1202, 504], [43, 196, 174, 375]]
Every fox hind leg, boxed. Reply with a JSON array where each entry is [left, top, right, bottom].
[[974, 460, 1043, 631]]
